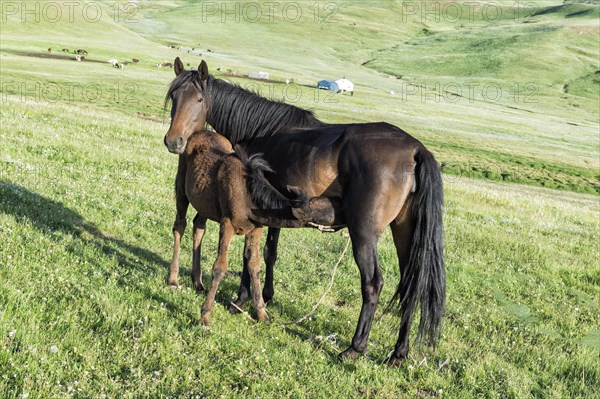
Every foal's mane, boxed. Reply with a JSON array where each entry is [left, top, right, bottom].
[[166, 70, 323, 144]]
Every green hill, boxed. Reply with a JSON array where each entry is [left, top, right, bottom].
[[1, 0, 597, 192], [1, 2, 599, 398]]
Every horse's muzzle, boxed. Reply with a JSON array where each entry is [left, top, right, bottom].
[[164, 134, 186, 154]]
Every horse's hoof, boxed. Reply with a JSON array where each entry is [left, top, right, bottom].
[[262, 289, 274, 303], [338, 347, 362, 361], [191, 275, 204, 292], [229, 302, 242, 315], [194, 284, 206, 294], [256, 308, 269, 322], [167, 277, 179, 288], [386, 355, 405, 368], [201, 315, 210, 326]]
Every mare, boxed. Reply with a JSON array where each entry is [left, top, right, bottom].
[[163, 59, 445, 366]]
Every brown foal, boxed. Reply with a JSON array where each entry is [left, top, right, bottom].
[[168, 129, 339, 325]]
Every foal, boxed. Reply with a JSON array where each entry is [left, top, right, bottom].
[[168, 130, 337, 325]]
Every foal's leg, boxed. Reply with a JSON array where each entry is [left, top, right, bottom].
[[247, 227, 268, 321], [191, 214, 207, 292], [231, 227, 279, 313], [168, 169, 189, 287], [168, 212, 186, 287], [201, 218, 235, 326], [229, 238, 251, 314]]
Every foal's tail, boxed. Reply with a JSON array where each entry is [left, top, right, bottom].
[[390, 148, 446, 347], [235, 145, 295, 224]]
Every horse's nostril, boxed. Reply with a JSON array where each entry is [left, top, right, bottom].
[[177, 137, 184, 146]]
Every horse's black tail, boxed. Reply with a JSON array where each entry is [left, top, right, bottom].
[[235, 145, 294, 223], [390, 148, 445, 347]]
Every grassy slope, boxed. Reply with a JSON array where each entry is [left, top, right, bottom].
[[0, 97, 598, 398], [1, 1, 599, 398]]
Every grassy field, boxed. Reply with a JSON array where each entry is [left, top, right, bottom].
[[1, 1, 599, 398]]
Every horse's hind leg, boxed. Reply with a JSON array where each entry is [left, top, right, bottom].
[[201, 218, 235, 326], [247, 227, 268, 321], [339, 224, 384, 360], [339, 177, 410, 361], [191, 214, 207, 292], [388, 212, 415, 366], [230, 227, 279, 314]]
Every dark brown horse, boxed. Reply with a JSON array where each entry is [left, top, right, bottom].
[[164, 58, 445, 366]]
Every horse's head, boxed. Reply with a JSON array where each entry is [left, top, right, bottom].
[[164, 57, 209, 154]]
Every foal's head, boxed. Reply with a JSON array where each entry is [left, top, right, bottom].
[[164, 57, 209, 154]]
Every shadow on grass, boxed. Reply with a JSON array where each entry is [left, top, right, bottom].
[[0, 181, 163, 274], [0, 181, 199, 324]]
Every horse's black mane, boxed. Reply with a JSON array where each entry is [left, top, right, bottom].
[[166, 70, 324, 144], [207, 77, 323, 143]]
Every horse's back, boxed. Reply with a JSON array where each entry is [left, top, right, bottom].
[[185, 129, 233, 156]]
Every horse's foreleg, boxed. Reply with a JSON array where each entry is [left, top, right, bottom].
[[262, 227, 280, 303], [168, 186, 189, 287], [191, 214, 207, 292], [201, 218, 234, 326], [247, 227, 268, 321]]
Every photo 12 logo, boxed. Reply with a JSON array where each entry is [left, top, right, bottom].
[[399, 81, 539, 104], [401, 2, 540, 23], [1, 1, 139, 24], [200, 2, 339, 23], [1, 81, 139, 105]]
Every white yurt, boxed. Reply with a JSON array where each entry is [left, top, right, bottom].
[[249, 71, 270, 80], [335, 78, 354, 94]]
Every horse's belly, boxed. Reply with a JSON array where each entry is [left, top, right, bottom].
[[186, 177, 221, 221]]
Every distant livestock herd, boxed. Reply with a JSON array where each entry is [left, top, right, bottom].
[[43, 45, 355, 94]]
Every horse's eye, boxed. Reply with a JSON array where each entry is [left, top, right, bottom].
[[197, 97, 203, 103]]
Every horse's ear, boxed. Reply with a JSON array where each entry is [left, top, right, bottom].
[[199, 60, 209, 81], [174, 57, 184, 76]]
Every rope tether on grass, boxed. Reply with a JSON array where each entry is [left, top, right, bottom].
[[280, 233, 351, 327]]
